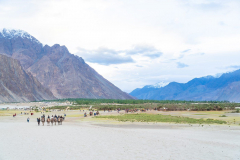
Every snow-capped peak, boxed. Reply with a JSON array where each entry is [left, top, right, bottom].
[[202, 75, 214, 79], [152, 81, 170, 88], [214, 73, 223, 78], [0, 28, 41, 44], [145, 81, 170, 88], [202, 73, 223, 79]]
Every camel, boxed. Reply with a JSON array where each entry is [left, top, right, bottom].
[[47, 118, 50, 125], [41, 117, 45, 126], [51, 118, 54, 125], [60, 117, 63, 125], [58, 117, 61, 125], [57, 117, 63, 125], [54, 117, 57, 125]]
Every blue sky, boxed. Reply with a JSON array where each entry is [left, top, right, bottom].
[[1, 0, 240, 92]]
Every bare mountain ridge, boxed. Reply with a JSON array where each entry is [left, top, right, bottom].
[[0, 54, 56, 102], [130, 70, 240, 102], [0, 29, 133, 100]]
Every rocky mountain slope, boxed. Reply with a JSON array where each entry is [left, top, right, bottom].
[[0, 28, 133, 100], [130, 70, 240, 102], [0, 54, 55, 102]]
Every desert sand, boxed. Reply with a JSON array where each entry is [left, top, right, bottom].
[[0, 110, 240, 160]]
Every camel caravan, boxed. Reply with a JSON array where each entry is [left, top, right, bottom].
[[37, 114, 65, 126]]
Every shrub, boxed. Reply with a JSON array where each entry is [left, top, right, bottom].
[[219, 115, 227, 117]]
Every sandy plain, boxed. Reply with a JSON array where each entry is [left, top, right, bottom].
[[0, 109, 240, 160]]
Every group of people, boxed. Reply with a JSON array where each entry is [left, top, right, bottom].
[[125, 108, 139, 113], [84, 111, 99, 117], [104, 109, 113, 112], [37, 114, 65, 126]]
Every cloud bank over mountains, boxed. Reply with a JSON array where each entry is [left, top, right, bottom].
[[77, 47, 134, 65], [77, 45, 163, 65]]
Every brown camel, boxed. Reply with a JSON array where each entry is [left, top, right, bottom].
[[41, 117, 45, 126], [47, 118, 50, 125], [58, 117, 61, 125], [54, 117, 57, 125], [51, 118, 54, 125]]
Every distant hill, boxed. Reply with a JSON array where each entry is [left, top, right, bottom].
[[130, 70, 240, 102], [0, 28, 134, 101]]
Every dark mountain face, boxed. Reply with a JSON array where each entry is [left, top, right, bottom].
[[0, 54, 56, 102], [0, 29, 133, 100], [130, 70, 240, 102]]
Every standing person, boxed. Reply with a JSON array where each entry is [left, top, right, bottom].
[[37, 118, 40, 126], [27, 117, 30, 123]]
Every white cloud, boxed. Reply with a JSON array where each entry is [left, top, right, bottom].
[[177, 62, 189, 68], [76, 47, 134, 65], [124, 45, 163, 58], [76, 44, 162, 65]]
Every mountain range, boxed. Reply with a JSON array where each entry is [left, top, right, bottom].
[[0, 29, 133, 102], [130, 70, 240, 102]]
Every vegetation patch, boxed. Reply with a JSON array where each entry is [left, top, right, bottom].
[[219, 115, 227, 117], [237, 109, 240, 113], [95, 114, 227, 124], [231, 109, 240, 113], [45, 99, 239, 111]]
